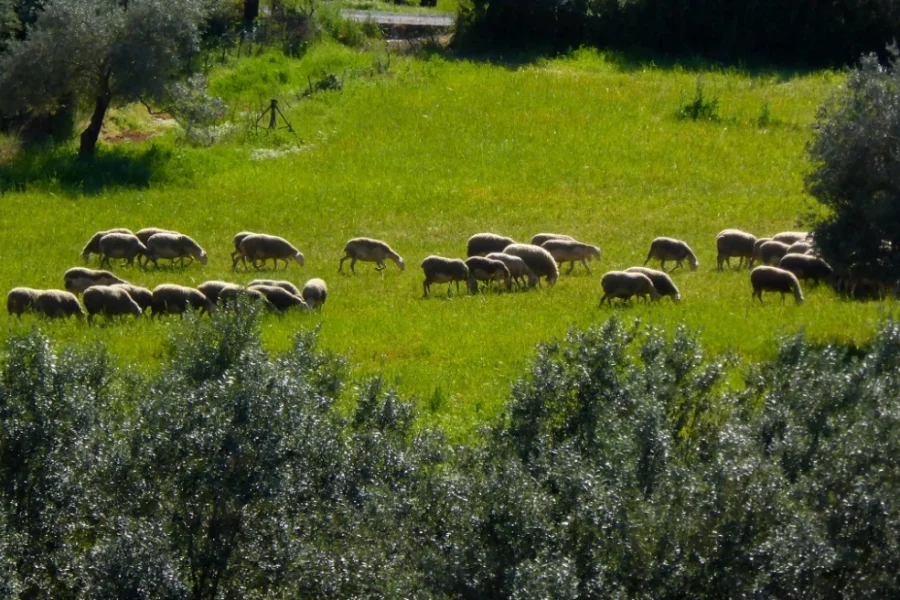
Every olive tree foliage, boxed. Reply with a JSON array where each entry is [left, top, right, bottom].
[[806, 47, 900, 286], [0, 0, 206, 157]]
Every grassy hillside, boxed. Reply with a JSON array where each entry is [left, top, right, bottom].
[[0, 42, 888, 439]]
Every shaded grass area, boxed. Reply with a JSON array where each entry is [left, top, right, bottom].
[[0, 42, 886, 440]]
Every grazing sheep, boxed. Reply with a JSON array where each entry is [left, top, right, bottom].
[[7, 287, 40, 316], [786, 241, 813, 255], [248, 284, 309, 311], [502, 244, 559, 287], [749, 237, 772, 269], [599, 271, 661, 305], [772, 231, 809, 245], [231, 231, 255, 268], [145, 233, 208, 268], [339, 237, 404, 273], [759, 240, 791, 266], [196, 281, 234, 306], [218, 284, 272, 308], [110, 283, 153, 311], [541, 239, 602, 274], [751, 266, 805, 304], [778, 253, 833, 285], [716, 229, 757, 270], [238, 234, 304, 270], [98, 233, 147, 268], [34, 290, 85, 319], [64, 267, 127, 295], [421, 256, 470, 297], [83, 286, 142, 322], [81, 228, 134, 262], [530, 233, 575, 247], [301, 278, 328, 309], [465, 256, 512, 293], [247, 279, 302, 296], [135, 227, 178, 245], [150, 284, 215, 317], [643, 237, 699, 272], [625, 267, 682, 302], [467, 233, 517, 258], [485, 252, 539, 288]]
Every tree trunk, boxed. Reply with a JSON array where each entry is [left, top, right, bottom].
[[79, 94, 110, 159]]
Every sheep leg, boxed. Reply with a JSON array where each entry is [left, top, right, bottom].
[[643, 251, 653, 266], [350, 258, 358, 273], [599, 294, 609, 306], [669, 261, 681, 273], [423, 280, 429, 297], [339, 255, 349, 272], [375, 261, 386, 272], [581, 259, 591, 274]]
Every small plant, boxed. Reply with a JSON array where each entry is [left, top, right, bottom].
[[756, 100, 771, 127], [678, 77, 720, 121]]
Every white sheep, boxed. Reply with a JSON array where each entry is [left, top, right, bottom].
[[643, 237, 698, 272], [111, 283, 153, 311], [238, 234, 304, 270], [599, 271, 661, 305], [196, 281, 234, 306], [501, 243, 559, 287], [145, 233, 208, 268], [64, 267, 127, 295], [750, 266, 804, 304], [772, 231, 809, 245], [749, 237, 772, 269], [421, 256, 470, 297], [218, 284, 272, 308], [785, 241, 813, 255], [530, 233, 575, 247], [541, 239, 601, 274], [759, 240, 791, 266], [301, 278, 328, 309], [247, 279, 302, 296], [150, 284, 215, 317], [485, 252, 539, 288], [135, 227, 179, 245], [83, 286, 143, 322], [778, 253, 833, 285], [81, 228, 134, 262], [716, 229, 757, 270], [339, 238, 404, 273], [465, 256, 512, 293], [98, 233, 147, 268], [625, 267, 682, 302], [467, 233, 517, 258], [34, 290, 85, 319], [7, 287, 40, 317], [231, 231, 255, 269], [247, 284, 310, 311]]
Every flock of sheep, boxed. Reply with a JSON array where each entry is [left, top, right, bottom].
[[5, 223, 839, 322]]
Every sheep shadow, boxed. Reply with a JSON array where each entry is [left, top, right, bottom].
[[0, 144, 181, 196]]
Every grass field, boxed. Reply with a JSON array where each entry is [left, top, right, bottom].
[[0, 41, 892, 440]]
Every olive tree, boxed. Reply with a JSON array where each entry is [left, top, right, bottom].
[[0, 0, 205, 157], [806, 47, 900, 286]]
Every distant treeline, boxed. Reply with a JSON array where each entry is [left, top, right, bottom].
[[456, 0, 900, 66]]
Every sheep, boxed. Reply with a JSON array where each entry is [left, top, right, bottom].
[[135, 227, 178, 245], [467, 233, 517, 258], [196, 281, 234, 306], [111, 283, 153, 311], [64, 267, 127, 295], [247, 284, 310, 312], [231, 231, 255, 268], [786, 241, 813, 255], [339, 237, 404, 273], [716, 229, 757, 270], [599, 271, 661, 305], [80, 228, 134, 262], [778, 253, 833, 285], [485, 252, 539, 288], [98, 233, 147, 268], [218, 284, 272, 308], [465, 256, 512, 293], [541, 239, 602, 274], [772, 231, 809, 245], [421, 256, 470, 297], [34, 290, 85, 319], [238, 234, 304, 270], [83, 286, 142, 322], [502, 244, 559, 287], [247, 279, 302, 296], [643, 237, 699, 272], [750, 266, 804, 304], [749, 237, 772, 269], [625, 267, 682, 302], [530, 233, 575, 247], [301, 278, 328, 309], [759, 240, 791, 266], [150, 284, 215, 317], [7, 287, 40, 317], [145, 233, 208, 268]]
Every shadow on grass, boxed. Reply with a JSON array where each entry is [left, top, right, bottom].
[[0, 143, 188, 196]]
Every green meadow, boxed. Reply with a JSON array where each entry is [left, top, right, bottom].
[[0, 42, 891, 439]]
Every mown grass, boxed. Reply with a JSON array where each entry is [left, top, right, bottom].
[[0, 41, 890, 440]]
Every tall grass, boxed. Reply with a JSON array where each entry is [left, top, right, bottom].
[[0, 42, 883, 440]]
